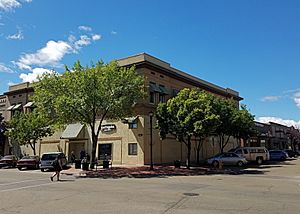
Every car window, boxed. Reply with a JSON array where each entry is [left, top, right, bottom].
[[235, 149, 242, 154], [243, 149, 248, 154], [231, 153, 239, 157], [41, 154, 59, 160]]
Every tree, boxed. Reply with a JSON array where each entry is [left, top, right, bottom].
[[232, 105, 256, 144], [156, 88, 219, 168], [211, 97, 237, 153], [6, 110, 53, 155], [212, 98, 256, 153], [33, 60, 145, 165]]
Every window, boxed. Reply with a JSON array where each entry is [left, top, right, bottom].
[[159, 93, 165, 102], [129, 122, 138, 129], [128, 143, 137, 155], [150, 91, 155, 104]]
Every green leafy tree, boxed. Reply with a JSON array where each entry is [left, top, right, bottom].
[[33, 60, 145, 165], [193, 92, 220, 164], [232, 104, 256, 143], [6, 110, 53, 155], [156, 88, 219, 168], [211, 97, 237, 153]]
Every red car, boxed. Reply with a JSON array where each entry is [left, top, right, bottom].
[[17, 155, 40, 170], [0, 155, 18, 168]]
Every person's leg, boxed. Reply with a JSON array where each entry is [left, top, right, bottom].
[[57, 171, 60, 181], [50, 172, 57, 181]]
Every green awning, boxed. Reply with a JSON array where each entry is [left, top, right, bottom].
[[149, 83, 160, 92], [158, 86, 169, 95]]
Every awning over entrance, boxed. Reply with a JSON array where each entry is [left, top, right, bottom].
[[7, 105, 15, 111], [13, 104, 22, 110], [24, 102, 34, 108], [121, 116, 139, 124], [61, 123, 84, 139]]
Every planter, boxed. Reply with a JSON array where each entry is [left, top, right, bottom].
[[174, 160, 181, 168]]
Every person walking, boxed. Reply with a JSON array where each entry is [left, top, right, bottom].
[[50, 155, 63, 181]]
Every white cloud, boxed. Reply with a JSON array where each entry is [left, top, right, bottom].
[[111, 30, 117, 35], [0, 0, 21, 11], [92, 34, 101, 41], [6, 29, 23, 40], [74, 35, 91, 50], [19, 67, 54, 83], [78, 25, 92, 31], [257, 117, 300, 127], [18, 40, 72, 68], [8, 80, 16, 86], [293, 92, 300, 108], [261, 96, 281, 102], [0, 63, 14, 73], [68, 34, 76, 43]]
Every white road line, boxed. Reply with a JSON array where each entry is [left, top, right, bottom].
[[0, 182, 55, 192], [0, 178, 47, 186]]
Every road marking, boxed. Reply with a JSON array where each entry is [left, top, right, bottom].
[[0, 178, 47, 186], [0, 182, 55, 192]]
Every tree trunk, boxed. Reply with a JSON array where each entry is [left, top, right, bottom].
[[196, 138, 203, 165], [186, 136, 191, 169], [29, 141, 36, 155], [91, 130, 98, 167]]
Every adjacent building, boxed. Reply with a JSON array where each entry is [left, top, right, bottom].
[[1, 53, 243, 164], [249, 121, 300, 151]]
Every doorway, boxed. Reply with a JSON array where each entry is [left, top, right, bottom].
[[98, 144, 112, 160]]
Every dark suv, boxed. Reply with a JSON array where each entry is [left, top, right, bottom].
[[283, 149, 298, 158], [40, 152, 67, 172], [269, 150, 289, 161]]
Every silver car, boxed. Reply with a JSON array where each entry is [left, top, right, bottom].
[[207, 152, 247, 167]]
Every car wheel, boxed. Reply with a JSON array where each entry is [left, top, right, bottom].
[[17, 167, 22, 171], [256, 157, 263, 165], [237, 161, 244, 167], [41, 168, 45, 172], [212, 160, 219, 167]]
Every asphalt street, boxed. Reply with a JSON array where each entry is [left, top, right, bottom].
[[1, 159, 300, 214]]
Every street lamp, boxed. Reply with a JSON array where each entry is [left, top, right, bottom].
[[149, 111, 154, 170]]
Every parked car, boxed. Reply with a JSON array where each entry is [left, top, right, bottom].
[[283, 149, 298, 158], [230, 147, 270, 165], [17, 155, 40, 170], [207, 152, 248, 167], [269, 150, 289, 161], [40, 152, 67, 172], [0, 155, 18, 168]]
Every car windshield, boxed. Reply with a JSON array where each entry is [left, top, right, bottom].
[[2, 156, 14, 160], [21, 156, 36, 160], [41, 154, 59, 160]]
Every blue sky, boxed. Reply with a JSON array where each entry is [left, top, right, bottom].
[[0, 0, 299, 126]]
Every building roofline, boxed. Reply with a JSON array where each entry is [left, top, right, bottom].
[[117, 53, 242, 100]]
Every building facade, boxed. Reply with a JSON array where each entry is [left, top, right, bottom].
[[249, 121, 300, 151], [1, 53, 242, 165]]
